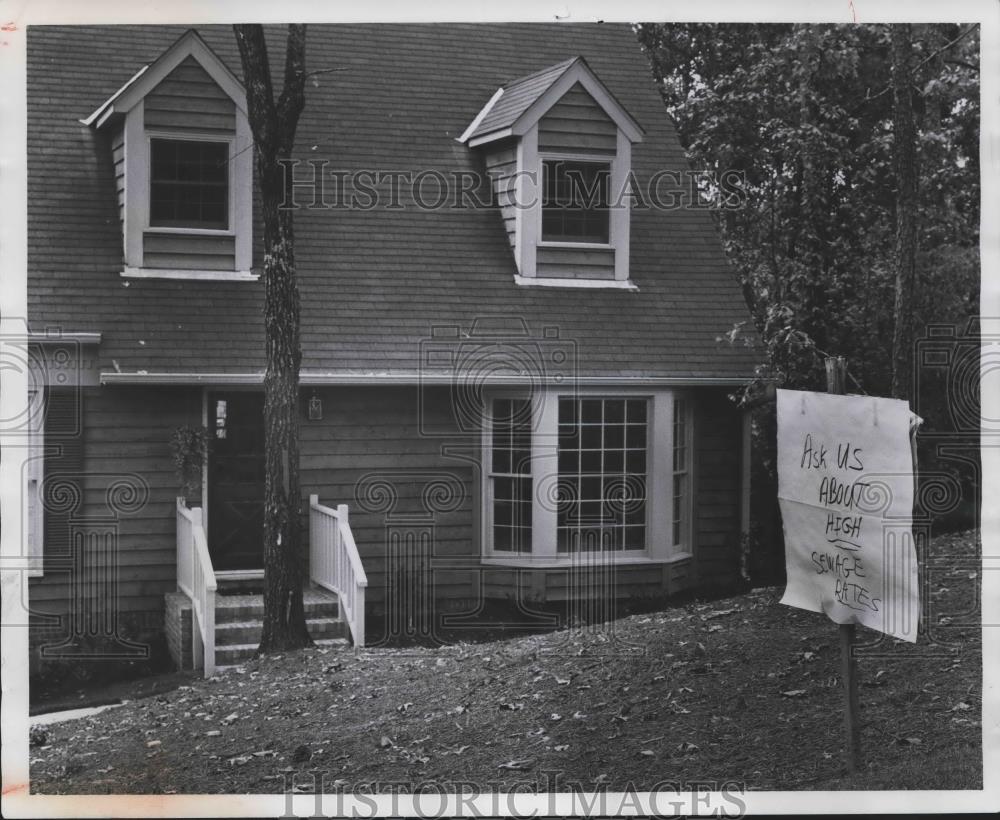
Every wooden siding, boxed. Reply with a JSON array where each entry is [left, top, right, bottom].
[[112, 125, 125, 236], [536, 245, 615, 279], [693, 389, 742, 588], [29, 386, 202, 621], [300, 386, 478, 608], [143, 231, 236, 271], [483, 143, 518, 250], [538, 83, 618, 155], [144, 56, 236, 132]]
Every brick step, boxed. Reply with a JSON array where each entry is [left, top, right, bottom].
[[215, 615, 347, 647], [216, 637, 348, 668], [214, 588, 339, 624]]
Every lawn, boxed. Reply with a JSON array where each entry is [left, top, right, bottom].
[[30, 530, 981, 794]]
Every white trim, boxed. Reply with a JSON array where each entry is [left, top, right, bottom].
[[143, 227, 235, 237], [611, 131, 632, 281], [25, 388, 45, 578], [80, 65, 150, 126], [146, 132, 236, 233], [83, 29, 247, 125], [482, 552, 692, 569], [458, 87, 504, 144], [537, 241, 614, 251], [512, 60, 644, 144], [466, 58, 644, 147], [100, 372, 753, 387], [513, 274, 638, 290], [466, 127, 514, 148], [123, 102, 145, 269], [121, 268, 258, 281], [28, 332, 101, 345], [515, 126, 539, 277]]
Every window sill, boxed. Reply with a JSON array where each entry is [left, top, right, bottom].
[[514, 274, 638, 291], [122, 268, 259, 282], [537, 241, 614, 250], [145, 227, 235, 237], [482, 551, 692, 569]]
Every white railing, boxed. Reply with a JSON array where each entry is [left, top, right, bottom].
[[309, 494, 368, 648], [176, 498, 217, 677]]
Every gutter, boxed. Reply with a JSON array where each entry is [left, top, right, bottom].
[[99, 371, 753, 387]]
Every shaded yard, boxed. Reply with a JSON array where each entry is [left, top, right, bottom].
[[30, 530, 981, 794]]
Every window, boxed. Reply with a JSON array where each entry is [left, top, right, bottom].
[[488, 398, 533, 553], [150, 138, 229, 230], [672, 397, 690, 547], [556, 397, 647, 552], [541, 160, 610, 244]]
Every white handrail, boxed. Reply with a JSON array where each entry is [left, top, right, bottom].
[[309, 494, 368, 648], [177, 497, 217, 677]]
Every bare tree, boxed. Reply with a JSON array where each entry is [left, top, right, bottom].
[[233, 24, 311, 651]]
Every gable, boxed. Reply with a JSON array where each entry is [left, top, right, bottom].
[[145, 56, 236, 132], [538, 83, 617, 155]]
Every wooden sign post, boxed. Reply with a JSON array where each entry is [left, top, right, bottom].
[[825, 357, 862, 774]]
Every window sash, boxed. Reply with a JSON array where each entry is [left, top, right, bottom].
[[541, 160, 610, 244], [672, 397, 690, 547], [149, 138, 230, 230], [488, 398, 533, 553]]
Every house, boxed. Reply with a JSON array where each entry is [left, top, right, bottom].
[[24, 23, 759, 674]]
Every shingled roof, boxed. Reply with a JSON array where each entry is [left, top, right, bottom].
[[27, 23, 760, 383]]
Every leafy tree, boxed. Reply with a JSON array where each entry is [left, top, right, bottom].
[[635, 23, 979, 397], [233, 24, 311, 652]]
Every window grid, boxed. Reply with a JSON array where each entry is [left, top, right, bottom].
[[541, 160, 611, 244], [672, 397, 689, 546], [489, 398, 533, 553], [556, 397, 647, 553], [150, 138, 229, 229]]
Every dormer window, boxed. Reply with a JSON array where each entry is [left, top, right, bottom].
[[460, 57, 643, 290], [82, 31, 254, 281], [150, 138, 230, 230]]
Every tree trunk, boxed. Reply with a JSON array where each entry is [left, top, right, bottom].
[[890, 24, 918, 402], [233, 24, 311, 652]]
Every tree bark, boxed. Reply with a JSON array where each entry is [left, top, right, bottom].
[[233, 24, 311, 652], [890, 24, 918, 402]]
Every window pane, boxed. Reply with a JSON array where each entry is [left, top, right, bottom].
[[149, 139, 229, 230], [541, 161, 610, 244], [555, 397, 649, 553]]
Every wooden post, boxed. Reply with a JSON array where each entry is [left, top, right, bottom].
[[826, 357, 862, 774]]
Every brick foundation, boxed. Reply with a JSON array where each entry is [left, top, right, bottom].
[[165, 592, 193, 670]]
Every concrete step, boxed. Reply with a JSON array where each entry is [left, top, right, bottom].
[[214, 588, 339, 624], [215, 615, 347, 647], [215, 637, 348, 668]]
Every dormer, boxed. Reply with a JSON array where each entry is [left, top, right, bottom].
[[460, 57, 643, 289], [83, 30, 254, 281]]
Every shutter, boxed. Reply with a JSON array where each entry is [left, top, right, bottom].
[[42, 389, 84, 568]]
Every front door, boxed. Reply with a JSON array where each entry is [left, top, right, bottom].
[[208, 392, 265, 571]]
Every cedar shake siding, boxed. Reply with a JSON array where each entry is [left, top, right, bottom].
[[536, 246, 616, 280], [482, 142, 519, 251]]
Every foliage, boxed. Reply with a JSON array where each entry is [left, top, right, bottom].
[[169, 425, 210, 499], [635, 23, 980, 400]]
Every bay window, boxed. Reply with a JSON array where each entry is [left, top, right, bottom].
[[483, 390, 691, 562]]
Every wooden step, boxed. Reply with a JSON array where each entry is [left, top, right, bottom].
[[215, 615, 347, 647], [214, 588, 339, 624], [216, 637, 348, 668]]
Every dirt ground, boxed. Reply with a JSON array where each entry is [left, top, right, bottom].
[[29, 530, 981, 794]]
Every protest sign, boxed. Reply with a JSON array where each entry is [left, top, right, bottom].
[[777, 388, 921, 642]]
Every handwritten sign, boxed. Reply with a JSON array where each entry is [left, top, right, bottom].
[[777, 390, 920, 642]]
